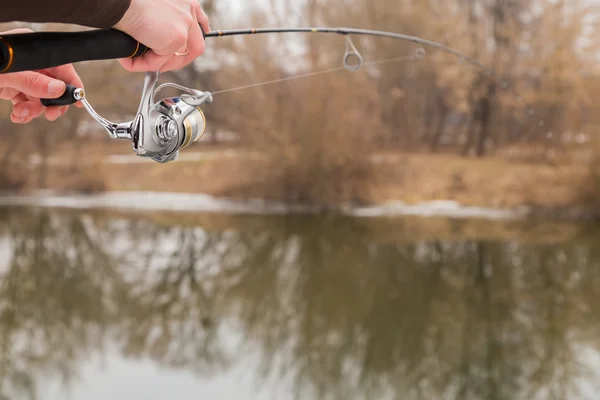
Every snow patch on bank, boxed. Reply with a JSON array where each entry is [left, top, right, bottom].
[[0, 191, 302, 215], [0, 191, 529, 220], [348, 200, 529, 220]]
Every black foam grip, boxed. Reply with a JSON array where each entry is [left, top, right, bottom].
[[40, 84, 79, 107], [0, 29, 148, 74]]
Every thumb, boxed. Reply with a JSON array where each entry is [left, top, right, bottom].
[[0, 71, 66, 99]]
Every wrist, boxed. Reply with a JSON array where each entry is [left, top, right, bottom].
[[114, 0, 141, 33]]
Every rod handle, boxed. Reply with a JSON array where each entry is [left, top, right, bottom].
[[0, 29, 148, 74]]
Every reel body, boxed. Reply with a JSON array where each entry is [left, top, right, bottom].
[[74, 71, 213, 163]]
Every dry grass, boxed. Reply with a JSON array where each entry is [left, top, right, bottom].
[[216, 72, 383, 209], [10, 162, 109, 194], [94, 148, 592, 212], [54, 166, 107, 194], [367, 151, 589, 209], [0, 166, 27, 192]]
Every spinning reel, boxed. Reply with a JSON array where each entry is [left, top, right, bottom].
[[44, 71, 214, 163]]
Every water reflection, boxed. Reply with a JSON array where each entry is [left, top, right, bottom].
[[0, 207, 600, 399]]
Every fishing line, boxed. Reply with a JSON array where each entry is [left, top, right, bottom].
[[203, 29, 546, 129], [211, 54, 426, 96]]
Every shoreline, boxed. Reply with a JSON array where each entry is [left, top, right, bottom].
[[0, 189, 591, 221], [2, 147, 600, 223]]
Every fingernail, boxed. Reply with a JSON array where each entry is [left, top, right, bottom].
[[48, 80, 65, 94], [15, 107, 29, 118]]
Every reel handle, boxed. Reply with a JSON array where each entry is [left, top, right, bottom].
[[40, 84, 81, 107], [0, 29, 148, 74]]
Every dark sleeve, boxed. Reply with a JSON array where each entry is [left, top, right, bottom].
[[0, 0, 132, 29]]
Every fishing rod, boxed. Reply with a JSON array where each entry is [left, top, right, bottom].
[[0, 26, 498, 163]]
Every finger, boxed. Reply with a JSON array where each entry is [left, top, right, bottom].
[[12, 104, 65, 123], [12, 104, 49, 123], [0, 71, 67, 99], [188, 21, 206, 57], [159, 22, 196, 72], [160, 21, 205, 72], [0, 28, 33, 35], [158, 55, 185, 73], [12, 96, 46, 122], [40, 64, 85, 108], [6, 93, 37, 123], [13, 94, 67, 121], [153, 25, 189, 56], [44, 104, 68, 121], [194, 3, 211, 34], [118, 51, 171, 72], [13, 94, 48, 120], [10, 112, 29, 124], [10, 97, 41, 124], [0, 87, 20, 101], [10, 93, 31, 123], [8, 92, 27, 105]]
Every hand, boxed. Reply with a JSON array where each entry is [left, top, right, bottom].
[[0, 29, 84, 124], [114, 0, 210, 73]]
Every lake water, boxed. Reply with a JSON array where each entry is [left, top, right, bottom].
[[1, 205, 600, 400]]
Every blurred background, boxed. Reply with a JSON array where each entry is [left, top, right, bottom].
[[2, 0, 600, 399], [1, 0, 600, 211]]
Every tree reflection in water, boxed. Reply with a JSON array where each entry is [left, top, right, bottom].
[[0, 207, 599, 399]]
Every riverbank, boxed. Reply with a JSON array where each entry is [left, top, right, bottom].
[[0, 190, 528, 220], [2, 143, 599, 221]]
